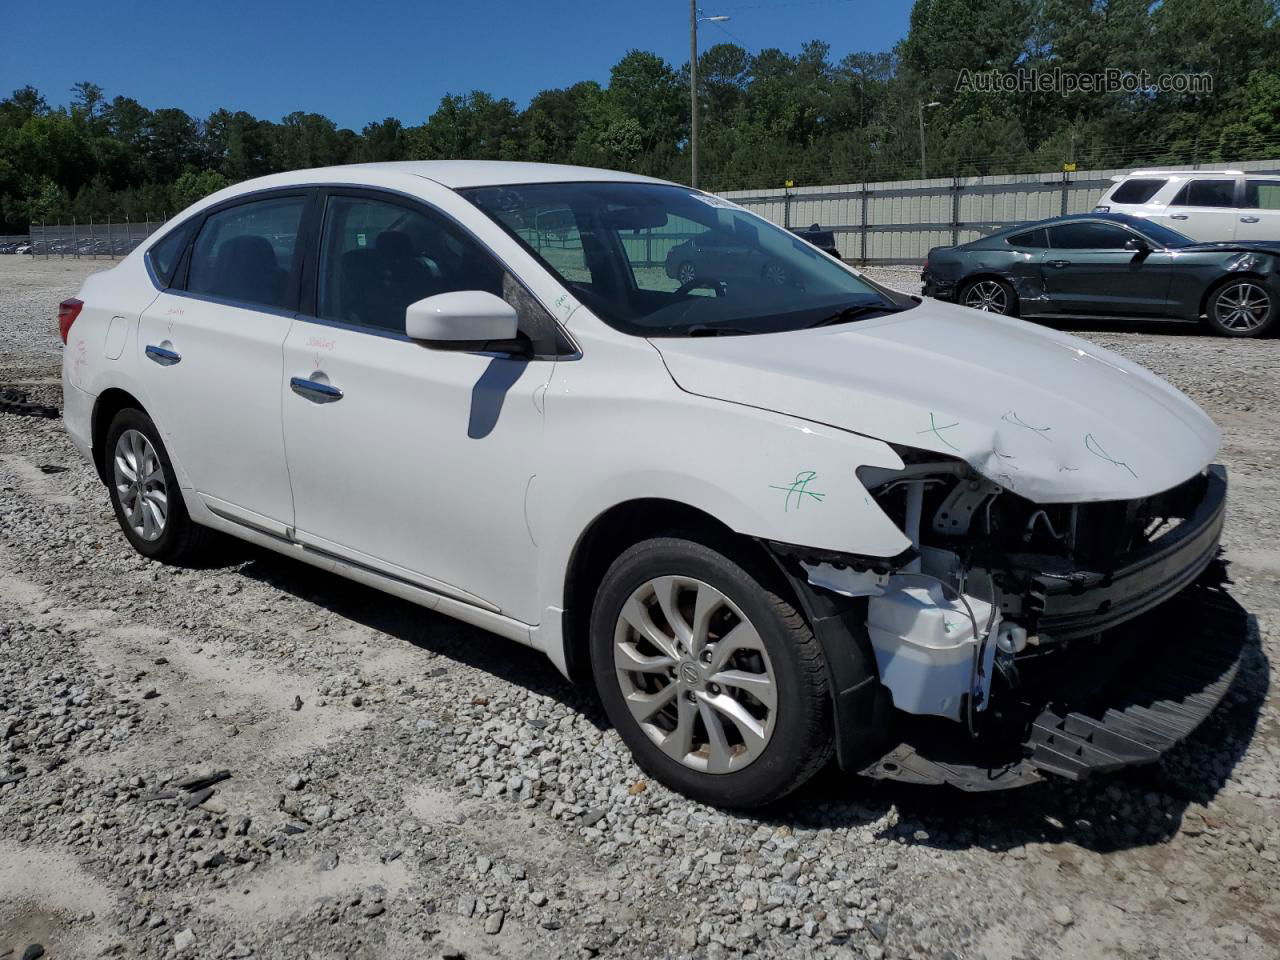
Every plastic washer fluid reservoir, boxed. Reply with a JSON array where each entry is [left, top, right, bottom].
[[866, 579, 999, 721]]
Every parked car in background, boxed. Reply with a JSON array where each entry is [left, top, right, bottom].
[[923, 212, 1279, 337], [788, 223, 842, 259], [664, 220, 793, 287], [1095, 169, 1280, 242], [61, 162, 1235, 807]]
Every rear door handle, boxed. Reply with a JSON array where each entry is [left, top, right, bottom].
[[145, 344, 181, 366], [1170, 214, 1189, 220], [1240, 216, 1260, 223], [1046, 259, 1071, 268], [290, 376, 344, 404]]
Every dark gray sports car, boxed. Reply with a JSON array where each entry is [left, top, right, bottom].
[[922, 212, 1279, 337]]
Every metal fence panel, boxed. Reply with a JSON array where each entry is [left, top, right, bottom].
[[724, 157, 1280, 263]]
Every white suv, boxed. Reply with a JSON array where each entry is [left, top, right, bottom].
[[60, 162, 1232, 806], [1095, 169, 1280, 242]]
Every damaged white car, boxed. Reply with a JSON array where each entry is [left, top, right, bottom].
[[60, 162, 1236, 808]]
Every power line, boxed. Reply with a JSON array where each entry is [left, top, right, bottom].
[[706, 17, 753, 51], [722, 0, 856, 11]]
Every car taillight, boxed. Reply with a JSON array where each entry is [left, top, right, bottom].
[[58, 298, 83, 343]]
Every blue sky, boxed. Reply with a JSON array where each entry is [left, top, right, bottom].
[[3, 0, 910, 129]]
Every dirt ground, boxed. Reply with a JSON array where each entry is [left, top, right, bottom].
[[1, 254, 1277, 960]]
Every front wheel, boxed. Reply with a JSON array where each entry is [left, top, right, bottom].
[[590, 537, 832, 808], [1204, 278, 1275, 337], [959, 277, 1018, 316]]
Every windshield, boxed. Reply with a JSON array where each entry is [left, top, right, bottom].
[[462, 182, 910, 336]]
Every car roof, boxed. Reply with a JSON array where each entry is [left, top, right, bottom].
[[235, 161, 672, 192], [1123, 169, 1245, 178], [1000, 212, 1150, 232]]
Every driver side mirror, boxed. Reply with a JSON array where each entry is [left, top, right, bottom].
[[1124, 236, 1150, 254], [405, 291, 526, 354]]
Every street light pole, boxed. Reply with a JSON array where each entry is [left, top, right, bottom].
[[689, 5, 729, 189], [918, 100, 941, 181]]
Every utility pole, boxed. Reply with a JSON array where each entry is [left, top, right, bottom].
[[689, 5, 729, 189], [691, 0, 699, 188]]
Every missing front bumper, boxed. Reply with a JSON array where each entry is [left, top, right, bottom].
[[861, 578, 1248, 791], [1028, 465, 1227, 640]]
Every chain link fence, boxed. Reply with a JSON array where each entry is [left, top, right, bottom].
[[4, 218, 169, 259]]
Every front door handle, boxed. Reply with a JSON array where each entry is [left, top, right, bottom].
[[1046, 259, 1071, 268], [290, 376, 344, 404], [145, 344, 181, 366], [1170, 214, 1189, 220], [1241, 215, 1260, 223]]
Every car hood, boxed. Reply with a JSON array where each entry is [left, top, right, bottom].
[[650, 300, 1221, 503], [1175, 240, 1280, 255]]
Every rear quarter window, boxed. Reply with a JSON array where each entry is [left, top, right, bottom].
[[1109, 178, 1168, 204], [146, 221, 195, 288], [1006, 228, 1048, 248]]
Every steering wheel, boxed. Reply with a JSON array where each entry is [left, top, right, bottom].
[[674, 276, 728, 298]]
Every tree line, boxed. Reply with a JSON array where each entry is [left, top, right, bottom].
[[3, 0, 1278, 232]]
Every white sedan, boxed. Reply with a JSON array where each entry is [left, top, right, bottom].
[[60, 161, 1232, 806]]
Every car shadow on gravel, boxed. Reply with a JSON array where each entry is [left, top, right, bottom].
[[234, 546, 609, 727], [776, 585, 1268, 855]]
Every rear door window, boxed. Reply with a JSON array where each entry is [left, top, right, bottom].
[[1171, 179, 1237, 208], [186, 195, 308, 311], [1244, 180, 1280, 209], [1047, 222, 1135, 250], [1110, 179, 1167, 204]]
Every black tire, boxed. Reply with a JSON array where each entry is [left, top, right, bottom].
[[1203, 277, 1276, 338], [958, 277, 1019, 316], [761, 260, 788, 285], [103, 407, 215, 564], [675, 260, 697, 286], [590, 536, 832, 809]]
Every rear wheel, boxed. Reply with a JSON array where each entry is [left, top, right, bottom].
[[590, 536, 832, 808], [959, 277, 1018, 316], [676, 260, 697, 286], [762, 261, 788, 285], [104, 408, 214, 564], [1204, 279, 1275, 337]]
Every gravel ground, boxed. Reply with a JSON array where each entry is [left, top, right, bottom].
[[1, 255, 1278, 960]]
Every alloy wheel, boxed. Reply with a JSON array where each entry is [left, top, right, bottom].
[[762, 261, 788, 284], [963, 280, 1008, 313], [677, 261, 697, 285], [612, 576, 776, 774], [1213, 281, 1271, 333], [112, 428, 167, 541]]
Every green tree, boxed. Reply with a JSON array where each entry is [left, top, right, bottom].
[[171, 168, 231, 211]]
